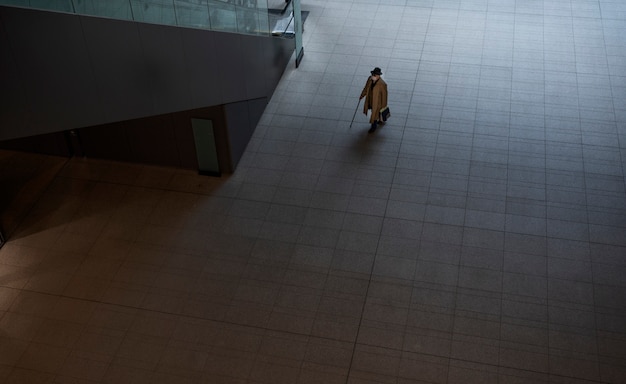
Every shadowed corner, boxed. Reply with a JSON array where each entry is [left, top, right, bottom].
[[0, 151, 68, 243]]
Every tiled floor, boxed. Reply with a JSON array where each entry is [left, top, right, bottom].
[[1, 0, 626, 383]]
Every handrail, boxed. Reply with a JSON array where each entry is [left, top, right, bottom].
[[0, 0, 292, 37]]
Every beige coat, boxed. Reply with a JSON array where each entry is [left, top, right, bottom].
[[360, 76, 388, 124]]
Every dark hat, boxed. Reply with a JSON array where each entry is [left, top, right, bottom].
[[371, 67, 383, 75]]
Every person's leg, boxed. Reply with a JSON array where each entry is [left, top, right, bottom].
[[368, 120, 378, 133]]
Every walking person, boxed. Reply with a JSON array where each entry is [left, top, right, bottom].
[[359, 67, 388, 133]]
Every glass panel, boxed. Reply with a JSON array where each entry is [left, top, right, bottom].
[[0, 0, 275, 36], [73, 0, 133, 20], [131, 0, 176, 26], [0, 0, 30, 7], [174, 0, 210, 29], [293, 0, 303, 66], [256, 7, 269, 35], [236, 5, 257, 34], [208, 2, 237, 33], [254, 8, 269, 35], [26, 0, 73, 12]]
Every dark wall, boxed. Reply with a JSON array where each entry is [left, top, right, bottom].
[[0, 105, 229, 171], [225, 97, 268, 170], [0, 131, 71, 157], [0, 5, 294, 142], [76, 110, 204, 169], [0, 99, 269, 174]]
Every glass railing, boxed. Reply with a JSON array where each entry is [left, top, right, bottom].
[[0, 0, 297, 37]]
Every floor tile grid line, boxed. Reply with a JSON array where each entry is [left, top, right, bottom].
[[6, 164, 356, 384], [599, 13, 626, 197], [532, 7, 552, 375], [10, 287, 339, 383], [339, 189, 403, 380], [84, 279, 612, 384], [469, 0, 507, 228], [579, 10, 611, 382], [240, 115, 339, 384], [33, 159, 604, 378], [339, 4, 416, 382], [490, 3, 576, 380], [476, 0, 520, 378], [230, 8, 370, 382], [542, 7, 575, 378], [11, 227, 379, 383], [420, 3, 481, 383], [388, 3, 452, 383], [225, 120, 335, 375], [339, 232, 386, 382], [424, 0, 460, 291], [473, 7, 535, 379], [230, 230, 304, 384], [27, 161, 235, 368], [7, 199, 146, 384], [543, 7, 607, 381], [541, 6, 557, 367]]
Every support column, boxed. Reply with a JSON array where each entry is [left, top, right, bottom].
[[293, 0, 304, 67]]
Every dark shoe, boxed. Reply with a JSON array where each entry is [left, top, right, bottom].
[[368, 122, 377, 133]]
